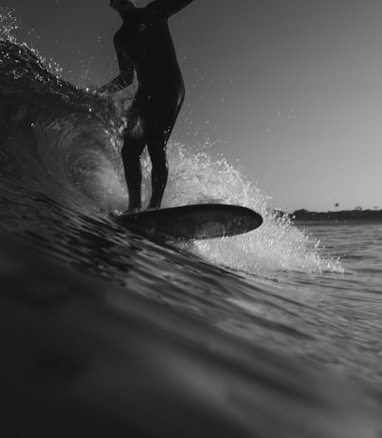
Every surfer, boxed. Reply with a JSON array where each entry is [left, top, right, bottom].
[[100, 0, 194, 212]]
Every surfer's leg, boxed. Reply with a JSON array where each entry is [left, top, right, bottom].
[[121, 134, 146, 212], [121, 90, 153, 212], [146, 133, 168, 211], [146, 92, 185, 210]]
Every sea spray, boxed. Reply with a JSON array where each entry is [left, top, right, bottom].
[[160, 142, 343, 275], [0, 5, 18, 43], [93, 136, 343, 274], [0, 6, 63, 80]]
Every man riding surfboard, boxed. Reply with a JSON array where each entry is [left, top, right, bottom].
[[100, 0, 194, 212]]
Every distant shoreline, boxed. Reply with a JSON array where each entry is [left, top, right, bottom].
[[286, 209, 382, 223]]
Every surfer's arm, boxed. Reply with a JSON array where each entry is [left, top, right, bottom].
[[99, 45, 135, 94], [99, 71, 133, 94], [146, 0, 194, 18]]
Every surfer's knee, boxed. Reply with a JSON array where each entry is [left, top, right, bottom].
[[148, 143, 168, 181], [155, 157, 168, 175], [121, 136, 145, 162], [152, 153, 168, 174], [148, 140, 167, 166], [126, 114, 146, 139]]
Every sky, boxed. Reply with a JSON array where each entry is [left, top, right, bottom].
[[1, 0, 382, 212]]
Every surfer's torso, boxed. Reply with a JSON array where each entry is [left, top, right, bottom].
[[114, 4, 184, 94]]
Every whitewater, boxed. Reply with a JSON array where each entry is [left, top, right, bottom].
[[1, 11, 381, 438]]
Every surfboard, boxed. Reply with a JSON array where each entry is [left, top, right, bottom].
[[114, 203, 263, 241]]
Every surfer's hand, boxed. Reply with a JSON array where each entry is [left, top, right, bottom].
[[98, 84, 111, 96], [98, 82, 120, 95]]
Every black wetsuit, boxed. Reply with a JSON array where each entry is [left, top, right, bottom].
[[107, 0, 194, 211]]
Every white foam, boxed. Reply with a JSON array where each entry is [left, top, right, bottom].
[[162, 142, 343, 275]]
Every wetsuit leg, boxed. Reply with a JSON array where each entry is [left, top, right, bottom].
[[146, 91, 185, 210], [121, 89, 150, 212], [121, 132, 146, 212], [146, 130, 168, 211]]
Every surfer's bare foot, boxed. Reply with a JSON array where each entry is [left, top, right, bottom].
[[126, 206, 142, 214], [146, 204, 161, 212]]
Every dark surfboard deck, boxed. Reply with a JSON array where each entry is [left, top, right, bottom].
[[114, 204, 263, 241]]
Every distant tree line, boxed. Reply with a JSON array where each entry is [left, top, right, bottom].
[[287, 206, 382, 222]]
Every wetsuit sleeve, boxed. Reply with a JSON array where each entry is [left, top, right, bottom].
[[145, 0, 194, 19], [99, 42, 135, 93]]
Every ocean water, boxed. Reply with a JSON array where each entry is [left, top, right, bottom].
[[1, 17, 382, 438]]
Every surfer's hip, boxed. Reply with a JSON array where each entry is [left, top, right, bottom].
[[133, 81, 184, 109]]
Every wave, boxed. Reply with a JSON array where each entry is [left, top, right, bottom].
[[0, 36, 341, 275]]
